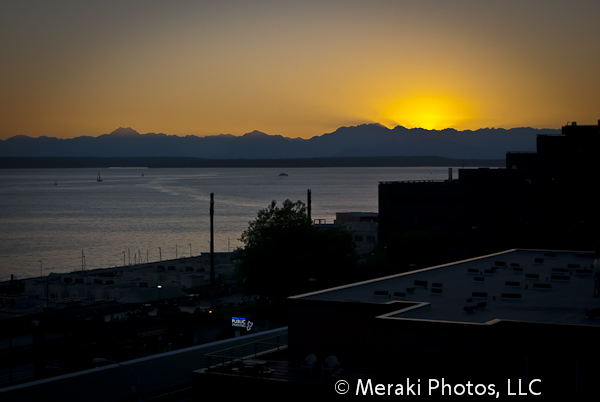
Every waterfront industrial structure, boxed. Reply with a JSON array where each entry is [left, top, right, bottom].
[[0, 252, 244, 390], [1, 252, 236, 316]]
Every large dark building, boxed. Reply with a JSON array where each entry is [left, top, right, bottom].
[[379, 121, 600, 263], [195, 249, 600, 398]]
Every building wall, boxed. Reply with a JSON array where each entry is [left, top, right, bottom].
[[287, 299, 419, 367]]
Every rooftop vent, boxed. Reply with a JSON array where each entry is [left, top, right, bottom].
[[464, 302, 487, 312], [551, 275, 570, 281]]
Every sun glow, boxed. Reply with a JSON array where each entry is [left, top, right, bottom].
[[382, 95, 477, 130]]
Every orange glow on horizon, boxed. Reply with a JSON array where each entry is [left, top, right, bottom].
[[2, 2, 599, 140], [381, 96, 477, 130]]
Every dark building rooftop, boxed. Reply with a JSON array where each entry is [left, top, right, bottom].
[[195, 249, 600, 398], [284, 249, 600, 397], [294, 249, 600, 326]]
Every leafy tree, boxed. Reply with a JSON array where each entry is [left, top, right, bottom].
[[236, 199, 358, 300]]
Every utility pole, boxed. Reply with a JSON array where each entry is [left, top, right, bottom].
[[210, 193, 215, 297], [307, 189, 312, 223]]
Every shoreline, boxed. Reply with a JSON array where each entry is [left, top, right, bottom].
[[0, 156, 504, 169]]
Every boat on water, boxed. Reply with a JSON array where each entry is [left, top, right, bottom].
[[279, 173, 288, 176], [97, 172, 103, 182]]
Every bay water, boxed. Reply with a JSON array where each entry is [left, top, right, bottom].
[[0, 167, 454, 281]]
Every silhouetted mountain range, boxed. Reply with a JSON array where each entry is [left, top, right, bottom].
[[0, 124, 559, 159]]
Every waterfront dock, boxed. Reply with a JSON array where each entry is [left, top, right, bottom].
[[0, 252, 237, 318]]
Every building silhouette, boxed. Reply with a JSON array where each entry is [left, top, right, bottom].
[[379, 121, 600, 264]]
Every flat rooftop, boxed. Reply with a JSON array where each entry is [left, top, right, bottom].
[[292, 249, 600, 326]]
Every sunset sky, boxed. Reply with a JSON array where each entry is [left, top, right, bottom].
[[1, 0, 599, 140]]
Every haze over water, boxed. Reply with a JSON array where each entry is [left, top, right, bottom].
[[0, 167, 457, 281]]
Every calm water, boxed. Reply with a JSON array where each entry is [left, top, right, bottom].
[[0, 167, 453, 281]]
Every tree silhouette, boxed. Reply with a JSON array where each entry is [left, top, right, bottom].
[[236, 199, 358, 300]]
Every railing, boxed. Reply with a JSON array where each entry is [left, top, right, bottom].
[[205, 333, 288, 372]]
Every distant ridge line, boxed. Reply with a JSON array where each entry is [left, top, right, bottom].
[[0, 156, 504, 169], [0, 124, 555, 159]]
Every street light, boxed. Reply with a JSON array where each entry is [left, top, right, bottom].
[[189, 243, 192, 258], [158, 247, 161, 262], [157, 285, 162, 303]]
